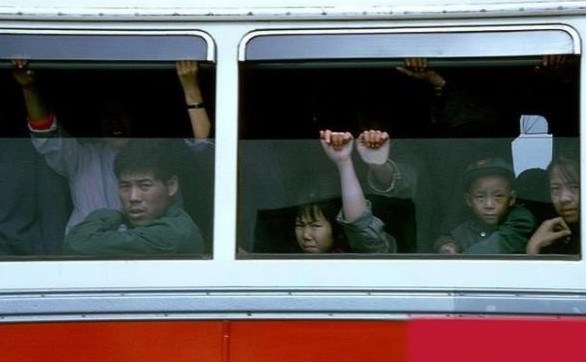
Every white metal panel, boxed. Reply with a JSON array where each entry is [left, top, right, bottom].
[[0, 12, 582, 313], [0, 0, 586, 21], [0, 0, 584, 9]]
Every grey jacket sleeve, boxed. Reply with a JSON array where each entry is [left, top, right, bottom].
[[336, 202, 397, 253]]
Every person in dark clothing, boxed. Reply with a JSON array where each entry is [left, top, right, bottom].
[[526, 155, 580, 255], [0, 139, 71, 256], [435, 158, 535, 254]]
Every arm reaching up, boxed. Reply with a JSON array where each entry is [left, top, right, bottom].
[[176, 60, 211, 139], [319, 130, 395, 253], [356, 130, 396, 192], [11, 59, 52, 125], [320, 130, 366, 222]]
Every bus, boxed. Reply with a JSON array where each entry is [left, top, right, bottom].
[[0, 0, 584, 361]]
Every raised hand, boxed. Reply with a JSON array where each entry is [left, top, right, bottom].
[[176, 60, 200, 89], [11, 59, 50, 122], [396, 57, 445, 88], [356, 129, 390, 165], [534, 54, 568, 75], [176, 60, 211, 139], [11, 59, 36, 88], [319, 129, 353, 165]]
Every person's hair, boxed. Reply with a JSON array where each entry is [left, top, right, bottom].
[[114, 139, 178, 181], [462, 158, 515, 192], [296, 198, 350, 253], [466, 172, 514, 193], [547, 154, 579, 185]]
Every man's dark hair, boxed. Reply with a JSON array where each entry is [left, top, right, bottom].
[[114, 139, 180, 181]]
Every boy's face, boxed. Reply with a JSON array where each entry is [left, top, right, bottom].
[[118, 171, 178, 227], [295, 208, 334, 253], [465, 174, 516, 226]]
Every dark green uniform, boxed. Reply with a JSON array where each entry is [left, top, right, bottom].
[[64, 206, 204, 255], [435, 204, 535, 254]]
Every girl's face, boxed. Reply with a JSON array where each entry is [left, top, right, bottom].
[[550, 165, 580, 224], [295, 208, 334, 253]]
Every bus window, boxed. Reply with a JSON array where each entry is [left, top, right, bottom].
[[0, 31, 215, 259], [237, 27, 579, 258]]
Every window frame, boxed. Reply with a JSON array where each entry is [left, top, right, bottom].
[[0, 22, 583, 300]]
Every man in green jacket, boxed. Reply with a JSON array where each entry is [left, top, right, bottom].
[[64, 139, 205, 256]]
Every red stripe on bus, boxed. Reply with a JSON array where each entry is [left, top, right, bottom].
[[0, 321, 224, 362], [0, 320, 408, 362], [408, 317, 586, 362], [229, 320, 407, 362]]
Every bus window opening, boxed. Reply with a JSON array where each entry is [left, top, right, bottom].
[[0, 58, 215, 259], [238, 46, 579, 258]]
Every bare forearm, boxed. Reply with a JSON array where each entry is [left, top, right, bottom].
[[22, 86, 50, 122], [337, 159, 367, 222], [188, 107, 211, 139], [184, 82, 211, 138]]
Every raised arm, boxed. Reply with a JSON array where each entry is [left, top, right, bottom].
[[355, 130, 395, 191], [320, 130, 395, 253], [11, 59, 89, 178], [11, 60, 51, 123], [319, 130, 366, 222], [176, 60, 211, 139]]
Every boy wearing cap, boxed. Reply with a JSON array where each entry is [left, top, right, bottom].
[[435, 158, 535, 254]]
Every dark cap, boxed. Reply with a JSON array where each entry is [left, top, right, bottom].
[[462, 157, 514, 190]]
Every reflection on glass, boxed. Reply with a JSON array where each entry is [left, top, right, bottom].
[[237, 56, 579, 257], [0, 139, 70, 255], [1, 60, 215, 259], [0, 138, 214, 258]]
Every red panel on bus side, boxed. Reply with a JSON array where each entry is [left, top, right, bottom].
[[0, 321, 224, 362], [228, 320, 408, 362], [408, 317, 586, 362], [5, 317, 586, 361]]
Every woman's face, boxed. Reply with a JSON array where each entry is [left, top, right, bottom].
[[550, 165, 580, 224], [295, 208, 334, 253]]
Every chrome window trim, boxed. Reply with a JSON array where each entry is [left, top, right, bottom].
[[239, 24, 580, 61], [0, 29, 216, 62], [1, 288, 586, 322]]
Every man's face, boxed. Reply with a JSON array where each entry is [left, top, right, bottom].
[[118, 171, 178, 226], [466, 175, 515, 226]]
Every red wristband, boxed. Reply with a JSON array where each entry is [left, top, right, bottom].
[[28, 111, 55, 131]]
